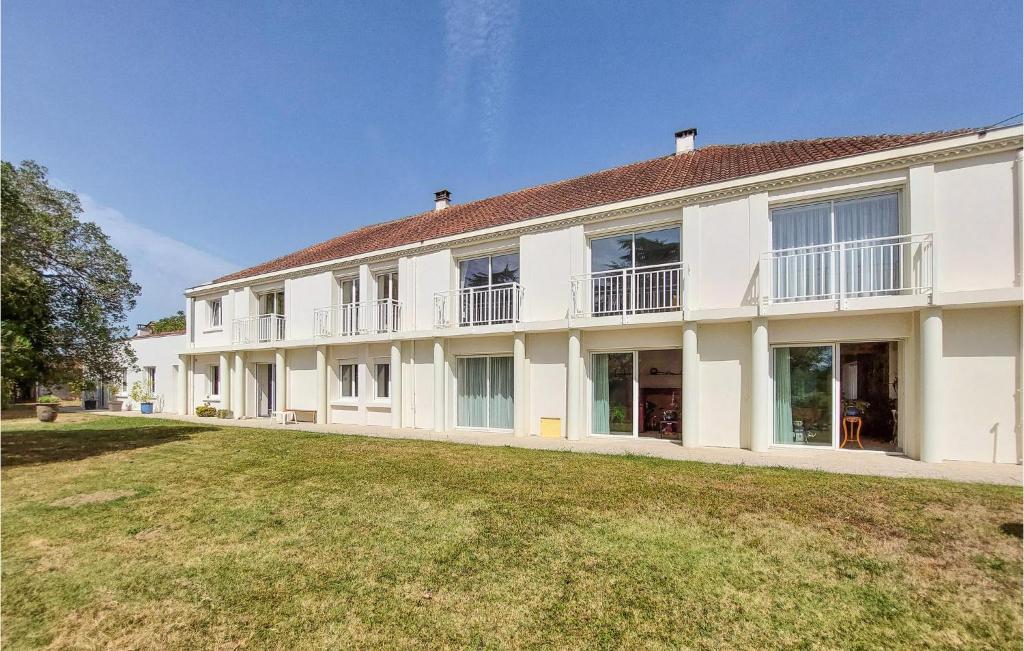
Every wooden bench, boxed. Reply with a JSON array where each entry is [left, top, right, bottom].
[[283, 409, 316, 424]]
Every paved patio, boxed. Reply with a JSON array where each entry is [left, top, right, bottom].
[[98, 410, 1022, 486]]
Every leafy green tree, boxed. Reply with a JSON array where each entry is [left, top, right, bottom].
[[147, 311, 186, 334], [1, 160, 140, 403]]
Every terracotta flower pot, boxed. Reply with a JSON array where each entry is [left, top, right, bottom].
[[36, 404, 59, 423]]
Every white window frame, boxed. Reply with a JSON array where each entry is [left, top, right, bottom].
[[208, 298, 223, 328], [375, 270, 398, 302], [373, 359, 391, 401], [144, 366, 156, 393], [453, 354, 514, 432], [338, 361, 359, 400], [208, 364, 221, 398]]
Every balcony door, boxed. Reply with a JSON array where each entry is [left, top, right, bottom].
[[256, 291, 285, 342], [339, 277, 360, 335], [770, 192, 900, 302], [458, 253, 520, 325], [589, 227, 681, 316], [375, 271, 399, 332]]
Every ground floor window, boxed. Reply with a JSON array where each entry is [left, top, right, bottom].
[[456, 356, 513, 429], [339, 362, 358, 399], [773, 341, 900, 451], [592, 349, 681, 439], [374, 362, 390, 399], [209, 364, 220, 396]]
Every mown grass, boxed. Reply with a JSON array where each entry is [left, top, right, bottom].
[[2, 415, 1021, 649]]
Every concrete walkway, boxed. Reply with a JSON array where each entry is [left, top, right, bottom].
[[98, 410, 1022, 486]]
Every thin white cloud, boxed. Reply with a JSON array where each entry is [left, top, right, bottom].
[[441, 0, 520, 157], [78, 194, 238, 325]]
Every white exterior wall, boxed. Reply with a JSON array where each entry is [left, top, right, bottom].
[[940, 307, 1021, 463], [166, 128, 1021, 464], [125, 333, 187, 412], [933, 151, 1019, 293], [286, 272, 334, 341]]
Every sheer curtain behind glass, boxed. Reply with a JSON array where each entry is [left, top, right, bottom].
[[457, 357, 488, 428], [592, 354, 610, 434], [835, 193, 899, 296], [770, 202, 832, 301], [488, 357, 514, 429]]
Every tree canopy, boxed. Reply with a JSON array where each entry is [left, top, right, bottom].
[[147, 311, 186, 334], [1, 160, 140, 402]]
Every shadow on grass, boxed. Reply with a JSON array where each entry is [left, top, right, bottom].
[[1, 424, 212, 467]]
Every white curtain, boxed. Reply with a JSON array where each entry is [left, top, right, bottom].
[[592, 354, 610, 434], [773, 348, 794, 444], [457, 358, 488, 428], [488, 357, 514, 430], [771, 201, 832, 301], [835, 193, 900, 296]]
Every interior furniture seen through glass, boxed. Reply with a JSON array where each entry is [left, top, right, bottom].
[[774, 346, 833, 446], [456, 356, 513, 429], [592, 352, 634, 435]]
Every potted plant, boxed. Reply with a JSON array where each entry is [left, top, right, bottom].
[[36, 395, 61, 422], [129, 380, 156, 414], [195, 404, 217, 417]]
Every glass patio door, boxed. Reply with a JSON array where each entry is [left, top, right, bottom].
[[773, 345, 834, 446], [592, 352, 635, 435], [456, 356, 513, 430], [256, 363, 276, 417]]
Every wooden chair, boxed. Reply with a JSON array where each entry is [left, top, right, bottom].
[[841, 416, 863, 449]]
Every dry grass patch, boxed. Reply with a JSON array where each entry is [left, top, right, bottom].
[[2, 416, 1021, 649]]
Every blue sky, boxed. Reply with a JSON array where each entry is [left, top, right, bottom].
[[3, 0, 1021, 324]]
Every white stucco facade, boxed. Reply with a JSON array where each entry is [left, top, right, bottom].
[[160, 127, 1023, 465]]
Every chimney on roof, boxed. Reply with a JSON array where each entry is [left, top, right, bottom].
[[135, 323, 152, 337], [434, 189, 451, 211], [675, 128, 697, 155]]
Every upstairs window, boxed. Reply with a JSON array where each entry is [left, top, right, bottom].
[[376, 271, 398, 301], [259, 291, 285, 316], [459, 253, 520, 289], [209, 298, 223, 328], [590, 227, 680, 272]]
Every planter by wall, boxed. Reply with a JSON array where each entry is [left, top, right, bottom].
[[140, 402, 154, 414], [36, 404, 59, 422]]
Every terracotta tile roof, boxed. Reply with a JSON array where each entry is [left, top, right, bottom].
[[212, 129, 974, 284]]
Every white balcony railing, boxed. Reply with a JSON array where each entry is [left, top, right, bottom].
[[759, 233, 934, 307], [434, 283, 525, 328], [232, 314, 286, 344], [312, 299, 402, 337], [571, 262, 684, 318]]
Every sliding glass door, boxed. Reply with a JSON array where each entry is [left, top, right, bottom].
[[456, 356, 513, 430], [774, 346, 833, 446], [592, 352, 635, 435]]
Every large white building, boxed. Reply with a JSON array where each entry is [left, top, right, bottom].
[[162, 126, 1022, 464]]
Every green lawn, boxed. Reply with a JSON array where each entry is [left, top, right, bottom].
[[2, 415, 1021, 649]]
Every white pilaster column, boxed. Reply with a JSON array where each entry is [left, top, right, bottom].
[[750, 318, 771, 452], [176, 354, 188, 414], [316, 345, 328, 425], [218, 352, 231, 414], [275, 349, 286, 413], [513, 332, 527, 437], [390, 341, 403, 429], [566, 329, 582, 440], [919, 307, 944, 463], [682, 322, 699, 448], [433, 338, 445, 432], [232, 351, 246, 419]]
